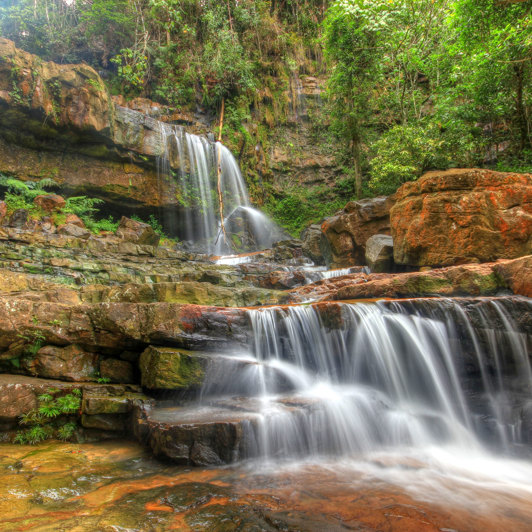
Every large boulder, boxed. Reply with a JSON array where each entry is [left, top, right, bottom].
[[391, 169, 532, 267], [321, 197, 394, 267], [365, 234, 394, 273], [116, 216, 160, 246]]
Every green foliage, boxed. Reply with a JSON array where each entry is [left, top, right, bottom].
[[110, 48, 148, 93], [265, 182, 347, 236], [15, 388, 81, 444], [368, 124, 446, 195]]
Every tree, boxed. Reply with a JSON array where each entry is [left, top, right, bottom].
[[450, 0, 531, 153], [323, 0, 387, 197]]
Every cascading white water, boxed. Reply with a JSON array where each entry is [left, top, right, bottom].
[[200, 298, 531, 461], [157, 123, 281, 254]]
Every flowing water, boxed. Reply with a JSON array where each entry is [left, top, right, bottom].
[[192, 297, 532, 505], [156, 124, 281, 254]]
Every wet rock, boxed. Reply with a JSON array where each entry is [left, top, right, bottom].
[[57, 223, 91, 239], [9, 209, 28, 228], [24, 344, 98, 382], [365, 234, 394, 273], [34, 194, 66, 212], [116, 216, 160, 247], [145, 405, 257, 465], [100, 358, 134, 384], [81, 413, 126, 432], [391, 169, 532, 267], [301, 224, 331, 265], [139, 346, 206, 390], [322, 196, 394, 267]]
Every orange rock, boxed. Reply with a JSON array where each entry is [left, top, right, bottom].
[[322, 196, 394, 267], [391, 169, 532, 267], [34, 194, 66, 212]]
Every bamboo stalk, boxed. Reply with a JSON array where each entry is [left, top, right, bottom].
[[216, 99, 228, 246]]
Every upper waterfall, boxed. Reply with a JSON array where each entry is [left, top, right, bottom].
[[156, 123, 283, 255]]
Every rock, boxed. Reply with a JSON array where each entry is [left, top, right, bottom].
[[81, 414, 126, 432], [139, 346, 206, 390], [100, 358, 134, 384], [116, 217, 160, 247], [57, 223, 91, 239], [0, 300, 249, 352], [321, 196, 394, 267], [301, 224, 331, 265], [365, 234, 394, 273], [0, 381, 38, 427], [0, 201, 7, 224], [494, 255, 532, 298], [259, 270, 306, 290], [391, 169, 532, 267], [64, 213, 85, 227], [272, 240, 304, 262], [9, 209, 28, 228], [289, 261, 513, 302], [24, 344, 98, 382], [145, 405, 257, 465], [34, 194, 66, 212]]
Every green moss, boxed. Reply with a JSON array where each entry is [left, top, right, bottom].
[[139, 347, 206, 390], [398, 275, 451, 294]]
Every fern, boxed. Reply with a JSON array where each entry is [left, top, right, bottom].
[[64, 196, 104, 217], [57, 422, 77, 441]]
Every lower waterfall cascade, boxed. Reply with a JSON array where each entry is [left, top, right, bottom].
[[174, 296, 532, 480]]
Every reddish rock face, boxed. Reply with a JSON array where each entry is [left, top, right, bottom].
[[34, 195, 66, 212], [0, 201, 7, 223], [321, 196, 394, 267], [24, 344, 98, 382], [494, 255, 532, 298], [391, 169, 532, 267]]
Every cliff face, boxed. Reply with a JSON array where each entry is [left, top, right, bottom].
[[0, 38, 338, 222]]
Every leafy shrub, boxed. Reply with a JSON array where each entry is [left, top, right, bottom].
[[15, 388, 81, 445]]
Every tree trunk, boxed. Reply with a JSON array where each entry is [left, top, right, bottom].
[[270, 0, 276, 15], [514, 63, 529, 152], [352, 135, 363, 198]]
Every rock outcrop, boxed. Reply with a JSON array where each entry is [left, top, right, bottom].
[[391, 169, 532, 267], [289, 258, 532, 302], [0, 38, 206, 214], [321, 196, 394, 267]]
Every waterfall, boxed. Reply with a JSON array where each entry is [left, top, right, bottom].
[[157, 124, 282, 254], [198, 297, 532, 461]]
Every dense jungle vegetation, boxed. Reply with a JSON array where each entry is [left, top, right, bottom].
[[0, 0, 530, 232]]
